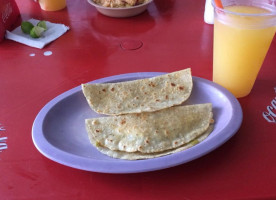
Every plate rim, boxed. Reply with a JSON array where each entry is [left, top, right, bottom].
[[32, 72, 243, 173]]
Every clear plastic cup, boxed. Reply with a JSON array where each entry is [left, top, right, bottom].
[[38, 0, 66, 11], [212, 0, 276, 98]]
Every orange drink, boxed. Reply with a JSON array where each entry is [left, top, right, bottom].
[[38, 0, 66, 11], [213, 0, 276, 98]]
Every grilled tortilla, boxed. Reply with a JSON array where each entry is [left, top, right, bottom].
[[90, 126, 213, 160], [85, 103, 213, 154], [82, 68, 192, 115]]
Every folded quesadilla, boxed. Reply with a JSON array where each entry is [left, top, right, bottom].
[[82, 68, 192, 115], [91, 126, 213, 160], [85, 103, 213, 159]]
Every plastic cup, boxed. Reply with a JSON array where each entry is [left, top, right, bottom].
[[212, 0, 276, 98], [38, 0, 66, 11]]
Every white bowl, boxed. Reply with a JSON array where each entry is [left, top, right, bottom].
[[87, 0, 153, 18]]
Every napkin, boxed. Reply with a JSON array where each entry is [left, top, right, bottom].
[[204, 0, 214, 24], [5, 18, 70, 49]]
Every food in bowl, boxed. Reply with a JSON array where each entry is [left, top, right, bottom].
[[93, 0, 150, 8]]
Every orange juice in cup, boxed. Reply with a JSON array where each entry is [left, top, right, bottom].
[[212, 0, 276, 98], [38, 0, 66, 11]]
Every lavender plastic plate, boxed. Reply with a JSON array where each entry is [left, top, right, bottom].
[[32, 72, 243, 174]]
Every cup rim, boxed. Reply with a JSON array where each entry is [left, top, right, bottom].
[[212, 0, 276, 17]]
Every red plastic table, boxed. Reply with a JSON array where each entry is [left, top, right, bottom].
[[1, 0, 276, 199]]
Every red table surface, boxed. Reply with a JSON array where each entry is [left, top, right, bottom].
[[1, 0, 276, 199]]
